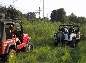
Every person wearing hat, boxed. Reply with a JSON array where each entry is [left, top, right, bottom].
[[64, 26, 68, 33]]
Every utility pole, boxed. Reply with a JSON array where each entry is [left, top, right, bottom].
[[38, 7, 41, 18], [43, 0, 44, 18], [35, 7, 42, 18]]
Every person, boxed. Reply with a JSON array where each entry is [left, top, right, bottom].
[[9, 24, 14, 38], [64, 26, 68, 33], [9, 24, 21, 44], [72, 27, 75, 33]]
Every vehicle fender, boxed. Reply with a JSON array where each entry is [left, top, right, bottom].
[[72, 36, 76, 39], [27, 38, 32, 44], [70, 33, 76, 41], [5, 44, 16, 54]]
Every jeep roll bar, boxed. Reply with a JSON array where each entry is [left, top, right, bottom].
[[59, 24, 79, 32], [59, 24, 79, 28], [59, 24, 79, 27]]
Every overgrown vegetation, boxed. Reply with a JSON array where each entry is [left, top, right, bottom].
[[0, 5, 86, 63], [14, 19, 86, 63]]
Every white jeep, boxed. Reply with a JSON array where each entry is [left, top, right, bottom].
[[54, 25, 82, 47]]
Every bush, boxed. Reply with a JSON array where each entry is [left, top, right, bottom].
[[9, 19, 86, 63]]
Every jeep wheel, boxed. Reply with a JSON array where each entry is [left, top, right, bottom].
[[70, 38, 76, 48], [23, 43, 33, 52], [7, 49, 16, 63], [54, 39, 58, 46], [27, 44, 33, 52]]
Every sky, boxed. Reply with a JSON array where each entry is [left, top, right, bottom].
[[0, 0, 86, 18]]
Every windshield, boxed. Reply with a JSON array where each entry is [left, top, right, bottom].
[[14, 23, 21, 31]]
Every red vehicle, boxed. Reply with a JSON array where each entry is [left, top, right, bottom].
[[0, 18, 33, 61]]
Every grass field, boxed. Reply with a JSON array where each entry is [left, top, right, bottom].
[[7, 19, 86, 63]]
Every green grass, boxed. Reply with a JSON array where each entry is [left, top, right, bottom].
[[8, 20, 86, 63]]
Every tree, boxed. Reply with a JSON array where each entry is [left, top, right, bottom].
[[6, 5, 22, 19], [0, 5, 22, 19], [56, 8, 66, 23], [50, 10, 57, 21], [27, 12, 36, 21], [68, 13, 77, 23], [50, 8, 67, 23], [77, 17, 86, 24], [68, 13, 86, 24]]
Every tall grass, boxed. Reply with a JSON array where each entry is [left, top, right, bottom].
[[9, 19, 86, 63], [23, 21, 60, 47]]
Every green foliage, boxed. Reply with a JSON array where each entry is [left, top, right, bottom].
[[0, 5, 22, 19], [23, 21, 59, 47], [6, 5, 22, 18], [1, 4, 86, 63], [50, 8, 67, 23], [0, 6, 7, 13], [27, 12, 36, 21], [77, 40, 86, 63], [68, 13, 86, 24], [6, 18, 86, 63], [77, 17, 86, 24], [68, 13, 77, 23], [50, 10, 57, 21], [50, 8, 86, 24], [80, 24, 86, 39]]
